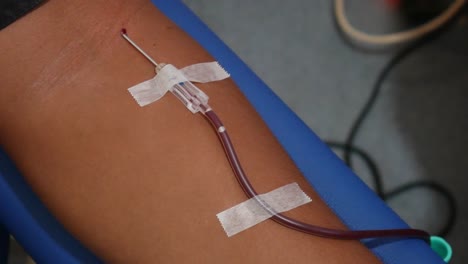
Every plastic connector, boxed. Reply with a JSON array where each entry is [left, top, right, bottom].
[[430, 236, 452, 263], [170, 81, 211, 114]]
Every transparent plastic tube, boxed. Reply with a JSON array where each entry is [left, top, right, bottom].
[[203, 110, 430, 242], [159, 70, 429, 242]]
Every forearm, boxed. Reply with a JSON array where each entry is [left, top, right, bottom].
[[0, 1, 379, 263]]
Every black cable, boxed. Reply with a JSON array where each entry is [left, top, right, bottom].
[[385, 181, 456, 237], [343, 36, 433, 168], [341, 1, 467, 168], [326, 141, 456, 237], [326, 5, 466, 237]]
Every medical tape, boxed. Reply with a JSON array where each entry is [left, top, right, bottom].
[[216, 182, 312, 237], [179, 61, 229, 83], [128, 62, 230, 107]]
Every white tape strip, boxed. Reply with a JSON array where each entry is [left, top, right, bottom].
[[128, 62, 230, 107], [180, 62, 230, 83], [216, 182, 312, 237], [128, 64, 187, 107]]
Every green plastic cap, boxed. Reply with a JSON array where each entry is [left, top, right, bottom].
[[430, 236, 452, 263]]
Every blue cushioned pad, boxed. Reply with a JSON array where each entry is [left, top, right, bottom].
[[0, 0, 442, 263]]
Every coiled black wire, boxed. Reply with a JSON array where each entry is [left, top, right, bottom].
[[328, 3, 465, 237]]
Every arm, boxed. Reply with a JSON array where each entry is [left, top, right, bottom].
[[0, 1, 380, 263]]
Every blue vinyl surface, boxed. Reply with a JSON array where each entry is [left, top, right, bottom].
[[0, 151, 101, 264], [0, 0, 443, 263]]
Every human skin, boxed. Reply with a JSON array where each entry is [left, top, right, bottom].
[[0, 1, 380, 263]]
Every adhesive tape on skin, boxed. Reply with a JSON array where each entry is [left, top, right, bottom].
[[216, 182, 312, 237], [128, 64, 187, 107], [127, 62, 230, 107], [180, 61, 230, 83]]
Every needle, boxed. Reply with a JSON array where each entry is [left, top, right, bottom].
[[121, 28, 159, 67]]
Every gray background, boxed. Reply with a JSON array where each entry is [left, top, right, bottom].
[[7, 0, 468, 263], [182, 0, 467, 263]]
